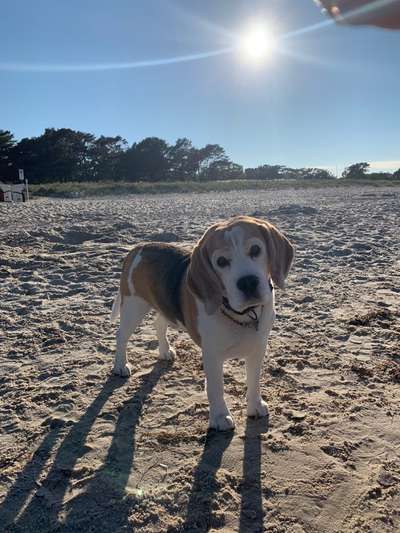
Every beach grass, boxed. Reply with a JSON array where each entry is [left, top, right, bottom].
[[30, 177, 400, 198]]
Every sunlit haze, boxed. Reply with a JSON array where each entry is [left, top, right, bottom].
[[239, 24, 277, 63]]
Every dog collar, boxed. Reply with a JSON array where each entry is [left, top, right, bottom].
[[220, 278, 272, 330], [221, 300, 263, 331]]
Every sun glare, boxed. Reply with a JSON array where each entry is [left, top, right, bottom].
[[239, 24, 276, 64]]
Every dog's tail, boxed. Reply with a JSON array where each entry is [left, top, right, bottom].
[[110, 290, 121, 323]]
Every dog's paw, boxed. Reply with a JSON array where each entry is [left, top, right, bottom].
[[209, 413, 236, 431], [113, 363, 132, 378], [247, 398, 268, 418], [158, 348, 176, 361]]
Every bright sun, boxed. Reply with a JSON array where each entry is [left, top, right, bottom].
[[239, 24, 276, 63]]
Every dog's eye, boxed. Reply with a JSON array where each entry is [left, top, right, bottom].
[[217, 256, 230, 268], [249, 244, 261, 258]]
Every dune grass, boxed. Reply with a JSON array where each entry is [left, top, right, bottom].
[[30, 178, 400, 198]]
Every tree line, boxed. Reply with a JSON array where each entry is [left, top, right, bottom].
[[0, 128, 398, 184]]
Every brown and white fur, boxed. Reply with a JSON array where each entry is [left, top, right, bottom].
[[111, 216, 294, 431]]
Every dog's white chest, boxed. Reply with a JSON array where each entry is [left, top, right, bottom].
[[196, 300, 275, 359]]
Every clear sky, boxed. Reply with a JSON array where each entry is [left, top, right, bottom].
[[1, 0, 399, 172]]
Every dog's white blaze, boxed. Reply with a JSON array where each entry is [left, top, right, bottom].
[[128, 251, 142, 295], [223, 225, 244, 251], [110, 291, 121, 323], [218, 226, 271, 311]]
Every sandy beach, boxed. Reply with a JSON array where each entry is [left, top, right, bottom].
[[0, 186, 399, 532]]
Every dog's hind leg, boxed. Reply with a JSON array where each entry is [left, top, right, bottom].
[[154, 314, 175, 361], [113, 295, 150, 377]]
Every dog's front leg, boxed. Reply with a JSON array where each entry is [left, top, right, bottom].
[[203, 351, 235, 431], [246, 345, 268, 418]]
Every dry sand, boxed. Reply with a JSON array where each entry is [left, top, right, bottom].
[[0, 186, 399, 533]]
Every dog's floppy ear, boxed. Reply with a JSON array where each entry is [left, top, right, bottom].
[[187, 225, 224, 315], [256, 219, 294, 289]]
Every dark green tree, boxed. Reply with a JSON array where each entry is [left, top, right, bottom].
[[245, 165, 286, 180], [196, 144, 242, 180], [12, 128, 95, 183], [89, 135, 127, 181], [0, 130, 16, 179], [296, 167, 335, 179], [167, 138, 201, 181], [121, 137, 170, 182], [342, 162, 370, 179]]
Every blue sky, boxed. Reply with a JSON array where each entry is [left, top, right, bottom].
[[1, 0, 399, 172]]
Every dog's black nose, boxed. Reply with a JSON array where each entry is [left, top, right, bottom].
[[237, 275, 259, 297]]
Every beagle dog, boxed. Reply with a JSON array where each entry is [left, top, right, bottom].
[[111, 216, 294, 431]]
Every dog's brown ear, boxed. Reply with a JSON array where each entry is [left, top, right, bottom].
[[187, 225, 224, 315], [256, 219, 294, 289]]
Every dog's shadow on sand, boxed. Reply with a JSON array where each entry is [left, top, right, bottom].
[[0, 360, 168, 532], [183, 416, 268, 533], [1, 363, 267, 532], [239, 416, 269, 532]]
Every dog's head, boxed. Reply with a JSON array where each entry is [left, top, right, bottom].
[[187, 216, 294, 315]]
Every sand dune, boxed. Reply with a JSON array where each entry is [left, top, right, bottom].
[[0, 186, 399, 532]]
